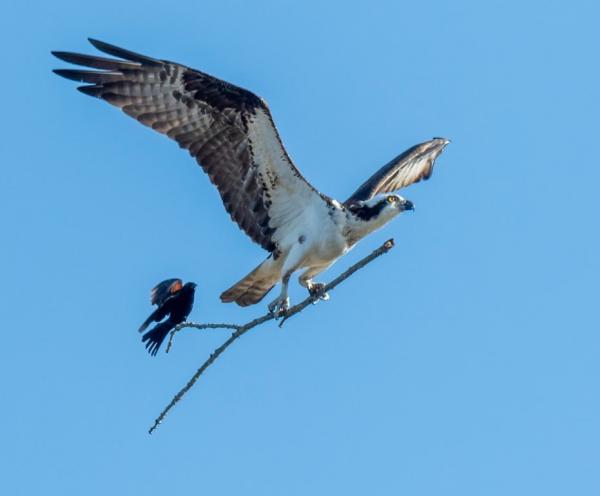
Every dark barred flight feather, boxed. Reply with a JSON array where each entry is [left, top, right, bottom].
[[345, 138, 450, 205], [52, 38, 315, 253]]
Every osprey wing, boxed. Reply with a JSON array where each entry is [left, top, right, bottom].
[[344, 138, 450, 205], [53, 39, 326, 253]]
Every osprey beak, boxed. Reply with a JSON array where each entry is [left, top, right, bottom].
[[433, 137, 451, 146], [402, 199, 415, 211]]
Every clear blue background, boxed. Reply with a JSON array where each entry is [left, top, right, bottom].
[[2, 1, 598, 494]]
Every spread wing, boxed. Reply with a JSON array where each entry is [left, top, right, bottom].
[[344, 138, 450, 205], [53, 39, 327, 253], [150, 278, 183, 306], [139, 278, 183, 333]]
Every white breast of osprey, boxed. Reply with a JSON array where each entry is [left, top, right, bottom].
[[246, 109, 396, 275], [245, 109, 347, 266]]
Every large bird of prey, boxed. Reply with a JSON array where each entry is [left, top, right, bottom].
[[53, 39, 449, 314]]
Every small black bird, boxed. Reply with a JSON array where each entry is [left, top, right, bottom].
[[139, 279, 197, 356]]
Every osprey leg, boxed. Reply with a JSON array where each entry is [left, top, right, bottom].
[[267, 271, 291, 315], [267, 243, 306, 314], [298, 267, 330, 301]]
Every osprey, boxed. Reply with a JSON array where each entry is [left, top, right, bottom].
[[53, 39, 449, 314]]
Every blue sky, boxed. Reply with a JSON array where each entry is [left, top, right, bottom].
[[2, 0, 599, 494]]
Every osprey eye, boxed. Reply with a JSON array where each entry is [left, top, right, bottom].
[[386, 196, 396, 204]]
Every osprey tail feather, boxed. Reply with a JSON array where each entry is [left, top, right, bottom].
[[220, 256, 279, 307]]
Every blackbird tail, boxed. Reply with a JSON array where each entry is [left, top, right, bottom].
[[141, 320, 173, 356]]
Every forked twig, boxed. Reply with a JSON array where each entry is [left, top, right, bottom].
[[148, 238, 395, 434]]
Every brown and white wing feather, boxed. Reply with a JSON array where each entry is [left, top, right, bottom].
[[344, 138, 450, 205], [53, 39, 326, 253]]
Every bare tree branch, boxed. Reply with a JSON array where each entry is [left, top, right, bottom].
[[165, 323, 241, 353], [148, 238, 395, 434]]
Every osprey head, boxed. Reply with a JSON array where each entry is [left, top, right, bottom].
[[349, 194, 414, 222], [380, 194, 414, 212], [345, 194, 414, 245]]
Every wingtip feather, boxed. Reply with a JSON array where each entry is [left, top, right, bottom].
[[53, 69, 85, 82], [88, 38, 115, 53], [76, 85, 101, 97], [88, 38, 161, 66], [51, 50, 76, 63]]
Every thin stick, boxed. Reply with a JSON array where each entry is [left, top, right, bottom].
[[165, 323, 241, 353], [148, 238, 395, 434]]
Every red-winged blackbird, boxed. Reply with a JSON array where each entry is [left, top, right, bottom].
[[139, 279, 197, 356]]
